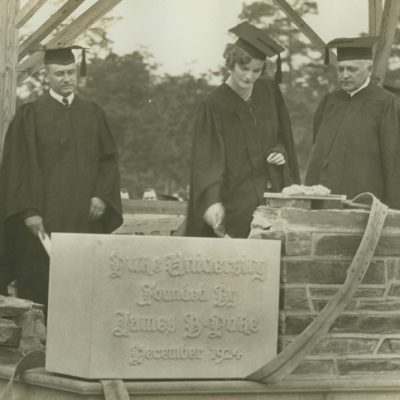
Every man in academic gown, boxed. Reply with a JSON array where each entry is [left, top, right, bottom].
[[0, 46, 123, 313], [305, 37, 400, 209]]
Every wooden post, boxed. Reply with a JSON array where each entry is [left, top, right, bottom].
[[372, 0, 400, 83], [271, 0, 337, 65], [368, 0, 383, 36], [0, 0, 20, 156], [18, 0, 122, 84], [19, 0, 86, 60]]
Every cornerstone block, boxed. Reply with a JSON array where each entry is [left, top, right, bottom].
[[46, 234, 280, 379]]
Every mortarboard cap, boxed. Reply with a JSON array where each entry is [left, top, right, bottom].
[[43, 45, 87, 76], [324, 36, 378, 65], [229, 21, 285, 83]]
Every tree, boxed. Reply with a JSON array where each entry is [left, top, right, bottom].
[[81, 51, 214, 198]]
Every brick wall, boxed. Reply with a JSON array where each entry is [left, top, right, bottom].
[[249, 206, 400, 378]]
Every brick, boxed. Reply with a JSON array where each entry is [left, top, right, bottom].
[[357, 300, 400, 312], [277, 208, 400, 231], [388, 283, 400, 297], [248, 229, 285, 244], [253, 206, 281, 221], [0, 296, 32, 318], [384, 213, 400, 229], [354, 287, 386, 298], [281, 208, 369, 230], [284, 316, 314, 335], [331, 315, 400, 334], [386, 259, 400, 280], [315, 234, 400, 257], [311, 338, 378, 355], [267, 198, 311, 209], [0, 348, 22, 365], [310, 287, 339, 297], [284, 260, 384, 285], [378, 339, 400, 354], [313, 299, 357, 312], [292, 359, 335, 376], [338, 359, 400, 375], [281, 287, 310, 312], [285, 232, 312, 256], [0, 318, 21, 348]]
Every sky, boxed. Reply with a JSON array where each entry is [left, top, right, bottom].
[[105, 0, 368, 75], [23, 0, 369, 76]]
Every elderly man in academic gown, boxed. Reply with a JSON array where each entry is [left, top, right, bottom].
[[305, 37, 400, 209], [0, 46, 123, 313]]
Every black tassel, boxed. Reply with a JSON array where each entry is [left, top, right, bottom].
[[80, 48, 87, 77], [324, 46, 330, 65], [275, 53, 282, 84]]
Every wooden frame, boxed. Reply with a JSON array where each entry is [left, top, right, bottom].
[[0, 0, 399, 157], [0, 0, 20, 155]]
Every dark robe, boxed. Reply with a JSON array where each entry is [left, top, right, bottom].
[[186, 78, 299, 238], [0, 93, 123, 306], [305, 83, 400, 209]]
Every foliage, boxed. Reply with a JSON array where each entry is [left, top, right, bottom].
[[80, 52, 214, 198]]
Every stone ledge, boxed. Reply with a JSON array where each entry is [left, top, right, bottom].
[[3, 367, 400, 398]]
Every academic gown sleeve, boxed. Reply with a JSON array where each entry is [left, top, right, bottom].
[[92, 105, 123, 233], [312, 94, 329, 143], [185, 101, 225, 237], [0, 104, 45, 283], [304, 94, 329, 186], [379, 95, 400, 209], [0, 104, 45, 229]]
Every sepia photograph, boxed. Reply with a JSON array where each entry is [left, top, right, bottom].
[[0, 0, 399, 398]]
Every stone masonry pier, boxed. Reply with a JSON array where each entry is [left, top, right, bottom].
[[250, 204, 400, 379]]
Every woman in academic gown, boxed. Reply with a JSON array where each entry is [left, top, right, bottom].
[[186, 22, 299, 238]]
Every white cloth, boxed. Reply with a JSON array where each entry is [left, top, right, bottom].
[[348, 76, 371, 97], [49, 89, 75, 105]]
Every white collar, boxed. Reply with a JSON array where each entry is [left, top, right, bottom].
[[49, 89, 75, 105], [348, 76, 371, 97]]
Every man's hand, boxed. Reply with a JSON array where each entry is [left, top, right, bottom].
[[203, 202, 225, 237], [89, 197, 106, 220], [24, 215, 45, 239], [267, 152, 285, 165]]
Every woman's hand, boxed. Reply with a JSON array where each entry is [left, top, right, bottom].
[[267, 152, 285, 165], [24, 215, 45, 239], [203, 202, 226, 237]]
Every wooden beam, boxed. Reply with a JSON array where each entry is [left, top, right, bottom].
[[17, 0, 121, 84], [15, 0, 47, 29], [369, 0, 383, 36], [19, 0, 86, 60], [0, 0, 20, 156], [271, 0, 337, 65], [372, 0, 400, 84]]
